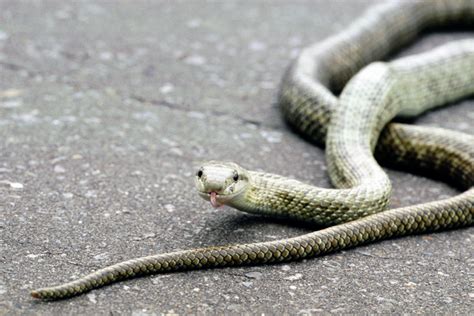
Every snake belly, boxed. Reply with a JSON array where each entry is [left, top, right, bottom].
[[31, 1, 474, 300]]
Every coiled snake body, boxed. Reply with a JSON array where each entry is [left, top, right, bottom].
[[32, 0, 474, 300]]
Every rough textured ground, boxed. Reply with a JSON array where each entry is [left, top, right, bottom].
[[0, 0, 473, 315]]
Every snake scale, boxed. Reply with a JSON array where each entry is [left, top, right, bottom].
[[32, 0, 474, 300]]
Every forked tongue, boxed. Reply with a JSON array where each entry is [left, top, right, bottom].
[[210, 191, 222, 208]]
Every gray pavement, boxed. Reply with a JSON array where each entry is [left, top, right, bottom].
[[0, 0, 473, 314]]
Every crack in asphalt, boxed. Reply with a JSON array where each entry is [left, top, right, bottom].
[[0, 57, 284, 132], [129, 94, 284, 131]]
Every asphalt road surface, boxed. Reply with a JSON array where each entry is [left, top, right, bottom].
[[0, 1, 473, 314]]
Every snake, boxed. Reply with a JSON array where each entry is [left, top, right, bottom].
[[31, 0, 474, 300]]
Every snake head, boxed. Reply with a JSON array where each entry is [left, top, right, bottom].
[[194, 161, 249, 208]]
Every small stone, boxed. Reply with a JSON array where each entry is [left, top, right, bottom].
[[87, 293, 97, 303], [183, 55, 206, 66], [281, 265, 291, 271], [0, 181, 23, 190], [160, 83, 174, 94], [9, 182, 24, 190], [284, 273, 303, 281], [244, 272, 262, 279], [26, 254, 41, 258], [242, 281, 253, 288], [62, 192, 73, 199], [0, 89, 23, 98], [164, 310, 179, 316], [164, 204, 175, 213], [93, 253, 109, 261], [51, 156, 66, 165], [54, 165, 66, 173], [443, 297, 453, 304]]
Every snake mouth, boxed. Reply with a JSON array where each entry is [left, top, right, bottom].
[[198, 190, 241, 208]]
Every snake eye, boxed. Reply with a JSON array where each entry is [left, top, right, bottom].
[[233, 172, 239, 182], [197, 169, 203, 178]]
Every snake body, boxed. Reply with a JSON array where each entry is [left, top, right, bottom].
[[32, 1, 474, 300]]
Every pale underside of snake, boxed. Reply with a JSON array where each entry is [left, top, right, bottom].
[[32, 0, 473, 300]]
